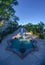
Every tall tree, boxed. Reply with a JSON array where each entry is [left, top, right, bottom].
[[0, 0, 18, 21], [38, 22, 44, 33]]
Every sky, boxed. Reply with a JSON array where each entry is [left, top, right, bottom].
[[14, 0, 45, 25]]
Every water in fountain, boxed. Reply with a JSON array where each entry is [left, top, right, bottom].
[[8, 27, 34, 54], [20, 28, 24, 38]]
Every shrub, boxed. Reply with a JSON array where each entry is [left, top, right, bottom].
[[39, 34, 44, 39]]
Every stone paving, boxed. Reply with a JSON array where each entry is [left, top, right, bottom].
[[0, 35, 45, 65]]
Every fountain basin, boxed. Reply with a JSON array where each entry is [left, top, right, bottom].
[[8, 38, 34, 53]]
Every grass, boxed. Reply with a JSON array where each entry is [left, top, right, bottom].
[[0, 23, 4, 27]]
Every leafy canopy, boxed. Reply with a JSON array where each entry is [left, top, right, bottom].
[[0, 0, 18, 20]]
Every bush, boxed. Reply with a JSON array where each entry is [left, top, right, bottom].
[[39, 34, 44, 39]]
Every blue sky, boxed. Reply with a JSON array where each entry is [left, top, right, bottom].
[[14, 0, 45, 25]]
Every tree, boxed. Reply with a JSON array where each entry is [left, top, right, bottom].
[[0, 0, 19, 41], [37, 22, 44, 39], [0, 0, 18, 21], [24, 23, 33, 31], [38, 22, 44, 33]]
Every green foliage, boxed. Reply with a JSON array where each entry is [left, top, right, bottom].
[[0, 23, 4, 27], [39, 34, 44, 39], [7, 21, 18, 32], [0, 0, 18, 20], [0, 23, 18, 41], [0, 0, 19, 41], [24, 22, 45, 39], [24, 23, 33, 31]]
